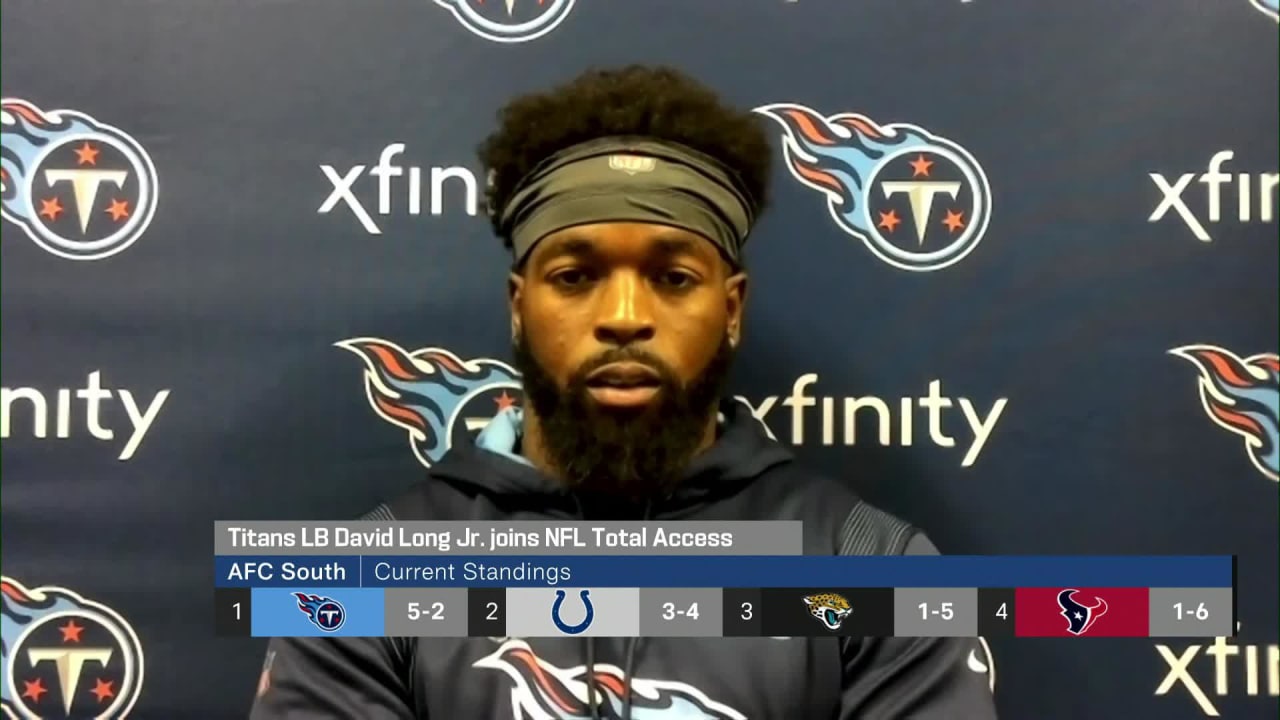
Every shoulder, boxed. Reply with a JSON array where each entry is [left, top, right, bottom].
[[738, 463, 927, 555], [356, 472, 470, 521]]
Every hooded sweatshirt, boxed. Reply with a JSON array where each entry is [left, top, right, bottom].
[[248, 402, 998, 719]]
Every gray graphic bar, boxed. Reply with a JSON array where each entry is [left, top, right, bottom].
[[214, 521, 802, 556]]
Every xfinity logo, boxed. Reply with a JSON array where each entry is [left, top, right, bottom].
[[1, 371, 170, 460], [318, 143, 479, 234], [1155, 623, 1279, 716], [1149, 151, 1279, 242], [735, 375, 1007, 467]]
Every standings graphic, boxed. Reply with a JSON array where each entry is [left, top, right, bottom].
[[1252, 0, 1278, 20], [474, 639, 747, 720], [338, 338, 523, 468], [802, 593, 852, 631], [432, 0, 576, 43], [294, 593, 346, 633], [1170, 345, 1280, 483], [754, 103, 991, 272], [1057, 589, 1108, 636], [550, 590, 595, 635], [0, 99, 158, 261], [1, 577, 144, 720]]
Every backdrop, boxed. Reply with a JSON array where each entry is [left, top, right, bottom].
[[2, 1, 1277, 718]]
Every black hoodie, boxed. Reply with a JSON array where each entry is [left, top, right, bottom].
[[249, 402, 998, 719]]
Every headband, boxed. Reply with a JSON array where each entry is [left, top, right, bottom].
[[494, 137, 756, 266]]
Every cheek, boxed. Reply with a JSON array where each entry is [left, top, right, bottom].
[[665, 313, 727, 375], [522, 307, 584, 381]]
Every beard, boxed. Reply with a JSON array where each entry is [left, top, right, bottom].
[[512, 332, 734, 502]]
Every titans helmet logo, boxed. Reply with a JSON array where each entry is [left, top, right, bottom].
[[1251, 0, 1278, 20], [1, 99, 158, 261], [1, 577, 145, 720], [474, 639, 747, 719], [1170, 345, 1280, 483], [338, 338, 523, 468], [754, 103, 991, 272], [432, 0, 576, 43], [1057, 589, 1108, 636]]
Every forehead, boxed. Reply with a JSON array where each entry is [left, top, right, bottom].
[[529, 222, 723, 264]]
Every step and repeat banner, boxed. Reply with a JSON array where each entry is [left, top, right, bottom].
[[1, 1, 1277, 718]]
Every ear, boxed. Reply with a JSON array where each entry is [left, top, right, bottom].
[[507, 272, 525, 340], [724, 271, 748, 347]]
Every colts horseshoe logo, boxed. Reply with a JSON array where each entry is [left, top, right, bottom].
[[551, 589, 594, 634]]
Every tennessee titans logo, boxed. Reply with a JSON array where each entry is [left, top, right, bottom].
[[1057, 589, 1107, 636], [754, 103, 991, 272], [474, 638, 747, 719], [294, 593, 346, 632], [338, 338, 523, 468], [1, 576, 145, 719], [1170, 345, 1280, 483], [1, 99, 158, 260], [432, 0, 576, 43], [1251, 0, 1278, 20]]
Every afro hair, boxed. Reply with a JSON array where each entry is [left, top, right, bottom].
[[477, 65, 774, 247]]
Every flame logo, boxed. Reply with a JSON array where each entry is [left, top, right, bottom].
[[1, 98, 158, 260], [1170, 345, 1280, 483], [473, 638, 746, 719], [337, 338, 522, 467], [753, 103, 991, 272], [1, 577, 144, 719]]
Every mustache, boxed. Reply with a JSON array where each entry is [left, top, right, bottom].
[[570, 347, 678, 387]]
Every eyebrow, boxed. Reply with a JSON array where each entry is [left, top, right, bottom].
[[538, 232, 710, 261]]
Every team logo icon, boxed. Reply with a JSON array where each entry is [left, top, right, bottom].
[[432, 0, 576, 43], [475, 638, 747, 719], [1251, 0, 1278, 20], [754, 103, 991, 272], [294, 593, 346, 632], [1, 577, 145, 720], [1170, 345, 1279, 482], [338, 338, 523, 468], [1057, 589, 1107, 636], [550, 590, 594, 635], [1, 99, 158, 261], [803, 593, 852, 630]]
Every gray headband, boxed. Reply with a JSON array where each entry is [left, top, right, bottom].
[[495, 137, 756, 265]]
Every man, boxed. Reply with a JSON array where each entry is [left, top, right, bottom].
[[250, 65, 998, 719]]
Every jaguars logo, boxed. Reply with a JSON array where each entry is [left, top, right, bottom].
[[1, 577, 145, 719], [803, 593, 852, 631], [431, 0, 576, 43], [1, 98, 159, 261], [337, 338, 522, 468]]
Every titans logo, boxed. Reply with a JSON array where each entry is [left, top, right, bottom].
[[1057, 589, 1108, 636], [338, 338, 523, 468], [1170, 345, 1280, 483], [1, 99, 158, 261], [1, 577, 145, 720], [1252, 0, 1278, 20], [432, 0, 576, 43], [754, 103, 991, 272], [474, 639, 747, 719]]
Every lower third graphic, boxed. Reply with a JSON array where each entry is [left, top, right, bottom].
[[1058, 589, 1108, 636]]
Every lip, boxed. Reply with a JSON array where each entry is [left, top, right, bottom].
[[585, 362, 661, 387], [586, 385, 661, 408]]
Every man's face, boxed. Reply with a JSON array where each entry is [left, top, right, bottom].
[[509, 222, 747, 500]]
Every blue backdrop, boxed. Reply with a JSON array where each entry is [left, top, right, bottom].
[[2, 1, 1277, 717]]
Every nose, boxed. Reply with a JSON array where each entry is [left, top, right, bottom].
[[594, 272, 655, 346]]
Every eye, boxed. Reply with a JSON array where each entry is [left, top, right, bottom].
[[549, 268, 593, 289], [655, 269, 698, 290]]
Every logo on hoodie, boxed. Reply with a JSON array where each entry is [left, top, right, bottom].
[[474, 638, 747, 719], [338, 338, 522, 467]]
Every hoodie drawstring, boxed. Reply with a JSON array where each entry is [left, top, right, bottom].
[[572, 495, 652, 720]]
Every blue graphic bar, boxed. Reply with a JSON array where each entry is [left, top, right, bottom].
[[215, 555, 1232, 588], [251, 588, 384, 637]]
